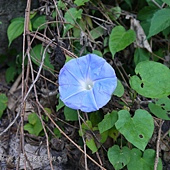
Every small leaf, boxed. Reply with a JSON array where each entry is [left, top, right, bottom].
[[56, 99, 65, 111], [63, 8, 82, 36], [24, 113, 43, 136], [0, 93, 8, 118], [127, 148, 162, 170], [30, 44, 54, 70], [148, 8, 170, 38], [149, 97, 170, 120], [109, 26, 136, 57], [115, 109, 154, 151], [108, 145, 131, 170], [32, 15, 46, 30], [107, 6, 121, 20], [74, 0, 89, 6], [5, 66, 17, 83], [64, 106, 78, 121], [98, 111, 118, 133], [130, 61, 170, 98], [86, 137, 98, 153], [113, 79, 124, 97], [54, 127, 61, 138], [90, 26, 105, 40], [79, 120, 93, 137], [7, 17, 24, 46]]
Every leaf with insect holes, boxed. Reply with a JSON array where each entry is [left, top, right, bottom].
[[130, 61, 170, 98], [108, 145, 131, 170], [115, 109, 154, 151]]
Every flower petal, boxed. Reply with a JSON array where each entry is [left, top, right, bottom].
[[60, 58, 85, 82], [61, 90, 99, 112], [93, 77, 117, 108]]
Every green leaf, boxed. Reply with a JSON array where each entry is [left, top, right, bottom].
[[63, 8, 82, 36], [7, 17, 24, 46], [32, 15, 46, 30], [113, 79, 124, 97], [130, 61, 170, 98], [90, 111, 103, 127], [56, 99, 65, 111], [79, 120, 93, 137], [86, 137, 98, 153], [0, 93, 8, 118], [109, 26, 136, 57], [65, 55, 73, 63], [5, 66, 17, 83], [148, 8, 170, 38], [134, 48, 150, 66], [92, 50, 103, 57], [115, 109, 154, 151], [124, 0, 133, 9], [162, 0, 170, 6], [149, 97, 170, 120], [98, 111, 118, 134], [127, 148, 162, 170], [24, 113, 43, 136], [64, 106, 78, 121], [90, 26, 105, 40], [108, 145, 131, 170], [74, 0, 89, 6], [137, 6, 159, 36], [108, 127, 119, 141], [58, 0, 66, 10], [107, 6, 121, 21], [53, 127, 61, 138], [30, 44, 54, 70]]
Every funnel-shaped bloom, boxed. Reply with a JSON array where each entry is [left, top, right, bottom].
[[59, 54, 117, 112]]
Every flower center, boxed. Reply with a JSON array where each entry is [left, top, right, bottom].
[[81, 79, 94, 90]]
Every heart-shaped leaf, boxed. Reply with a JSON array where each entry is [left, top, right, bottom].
[[108, 145, 131, 170], [115, 109, 154, 151], [127, 148, 162, 170], [109, 26, 136, 57], [130, 61, 170, 98], [7, 17, 24, 46]]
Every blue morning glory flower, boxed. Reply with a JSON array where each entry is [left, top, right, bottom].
[[59, 54, 117, 112]]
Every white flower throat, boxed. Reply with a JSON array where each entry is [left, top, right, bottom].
[[81, 78, 94, 90]]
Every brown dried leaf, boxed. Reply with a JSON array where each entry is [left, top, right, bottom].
[[130, 18, 152, 53]]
